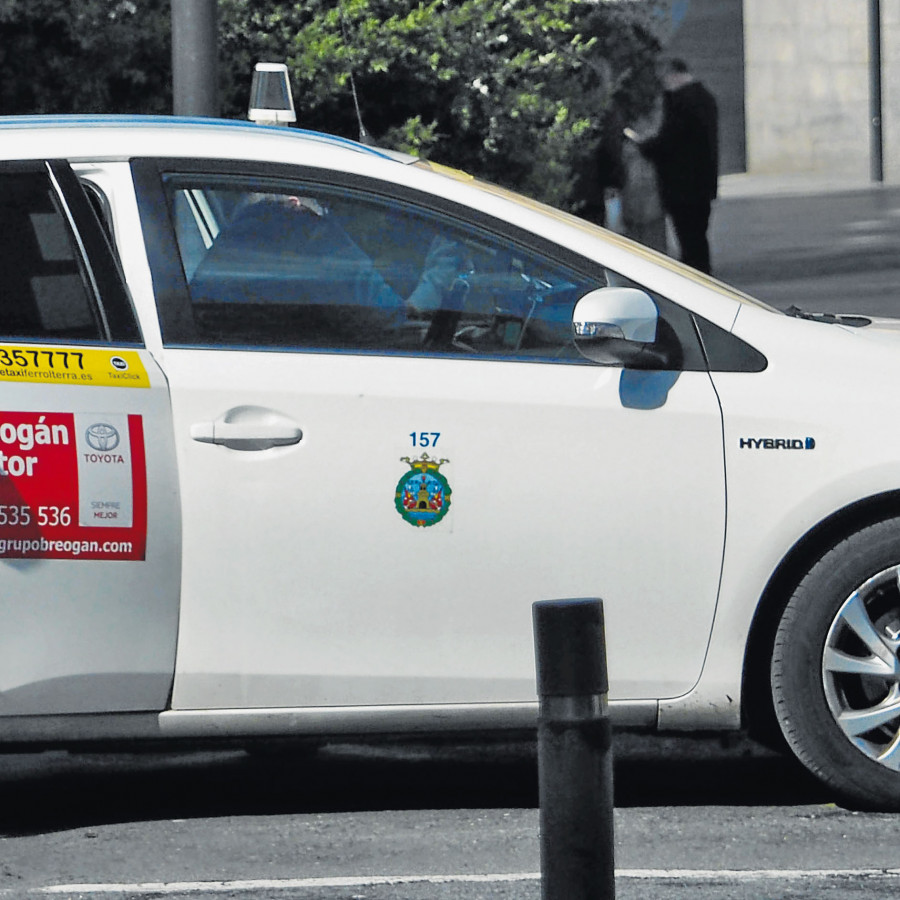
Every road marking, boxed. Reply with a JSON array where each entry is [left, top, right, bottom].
[[35, 869, 900, 894], [624, 868, 900, 880], [37, 875, 538, 895]]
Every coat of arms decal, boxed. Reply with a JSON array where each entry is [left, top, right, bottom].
[[394, 453, 451, 527]]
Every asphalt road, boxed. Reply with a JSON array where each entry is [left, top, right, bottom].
[[713, 182, 900, 317], [1, 735, 899, 900]]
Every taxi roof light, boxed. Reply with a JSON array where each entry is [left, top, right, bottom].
[[248, 62, 297, 126]]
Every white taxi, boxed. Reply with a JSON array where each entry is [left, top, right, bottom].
[[1, 114, 899, 810]]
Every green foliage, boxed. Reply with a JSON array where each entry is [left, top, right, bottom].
[[0, 0, 172, 115], [218, 0, 664, 208], [0, 0, 666, 208]]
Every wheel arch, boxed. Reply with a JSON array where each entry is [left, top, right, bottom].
[[741, 489, 900, 746]]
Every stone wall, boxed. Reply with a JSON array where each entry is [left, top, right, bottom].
[[883, 1, 900, 181], [744, 0, 898, 179]]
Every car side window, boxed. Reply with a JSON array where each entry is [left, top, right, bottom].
[[160, 173, 605, 364], [0, 170, 103, 342]]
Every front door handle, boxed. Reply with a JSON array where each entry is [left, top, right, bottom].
[[190, 407, 303, 451]]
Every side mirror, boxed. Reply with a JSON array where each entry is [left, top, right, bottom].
[[573, 287, 659, 365]]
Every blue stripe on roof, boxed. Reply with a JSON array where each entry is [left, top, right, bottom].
[[0, 114, 392, 158]]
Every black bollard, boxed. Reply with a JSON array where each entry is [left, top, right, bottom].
[[533, 598, 615, 900]]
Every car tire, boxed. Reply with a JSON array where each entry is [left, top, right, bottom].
[[771, 518, 900, 811]]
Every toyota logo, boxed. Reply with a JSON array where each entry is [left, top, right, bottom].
[[86, 423, 120, 452]]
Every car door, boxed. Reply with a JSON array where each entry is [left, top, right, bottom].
[[133, 158, 726, 713], [0, 161, 180, 716]]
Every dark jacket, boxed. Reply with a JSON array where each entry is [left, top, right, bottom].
[[639, 80, 718, 210], [571, 104, 627, 221]]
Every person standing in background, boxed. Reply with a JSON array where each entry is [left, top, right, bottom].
[[620, 105, 667, 254], [625, 57, 718, 274], [572, 102, 627, 229]]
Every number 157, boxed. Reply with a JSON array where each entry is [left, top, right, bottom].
[[410, 432, 440, 448]]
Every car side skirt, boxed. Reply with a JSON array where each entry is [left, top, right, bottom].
[[0, 700, 658, 748]]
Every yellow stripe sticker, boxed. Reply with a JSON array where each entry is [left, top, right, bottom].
[[0, 346, 150, 388]]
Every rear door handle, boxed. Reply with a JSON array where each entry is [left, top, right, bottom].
[[190, 408, 303, 451]]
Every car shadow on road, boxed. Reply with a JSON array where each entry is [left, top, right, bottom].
[[0, 733, 830, 836]]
